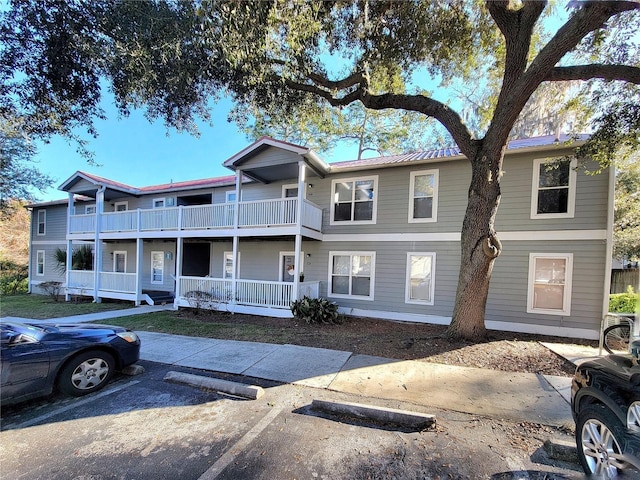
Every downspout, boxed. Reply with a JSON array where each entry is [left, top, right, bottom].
[[94, 185, 106, 303], [600, 164, 616, 352]]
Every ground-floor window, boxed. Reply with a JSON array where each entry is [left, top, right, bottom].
[[36, 250, 45, 276], [328, 251, 375, 300], [113, 251, 127, 273], [151, 251, 164, 284], [223, 252, 240, 279], [527, 253, 573, 315], [405, 252, 436, 305]]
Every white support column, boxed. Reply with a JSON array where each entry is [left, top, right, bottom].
[[234, 170, 242, 229], [93, 186, 105, 303], [232, 236, 239, 305], [135, 238, 143, 306], [294, 234, 302, 301], [293, 161, 307, 301], [65, 193, 74, 301], [175, 237, 183, 306]]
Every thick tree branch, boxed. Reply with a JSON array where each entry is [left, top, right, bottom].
[[487, 0, 639, 146], [547, 64, 640, 84]]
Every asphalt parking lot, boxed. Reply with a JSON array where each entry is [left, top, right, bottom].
[[0, 361, 585, 479]]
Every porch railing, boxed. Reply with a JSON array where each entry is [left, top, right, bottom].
[[68, 198, 322, 235], [68, 270, 95, 289], [178, 276, 320, 309], [100, 272, 136, 293]]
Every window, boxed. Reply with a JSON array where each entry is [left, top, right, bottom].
[[328, 251, 375, 300], [223, 252, 240, 279], [85, 206, 96, 214], [153, 198, 165, 208], [113, 251, 127, 273], [531, 158, 576, 218], [226, 191, 237, 203], [114, 201, 128, 212], [282, 184, 299, 198], [405, 253, 436, 305], [36, 250, 45, 276], [409, 170, 438, 223], [151, 251, 164, 284], [527, 253, 573, 316], [330, 176, 378, 224], [37, 210, 46, 235]]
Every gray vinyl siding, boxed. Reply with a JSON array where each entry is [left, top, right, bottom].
[[32, 204, 67, 239], [101, 242, 137, 273], [496, 153, 610, 231], [30, 243, 67, 291], [486, 240, 605, 332], [238, 147, 301, 170], [140, 241, 177, 292]]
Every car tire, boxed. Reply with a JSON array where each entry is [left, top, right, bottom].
[[58, 351, 115, 397], [576, 404, 631, 477]]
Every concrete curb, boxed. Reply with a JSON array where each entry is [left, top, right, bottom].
[[543, 438, 577, 463], [311, 399, 435, 429], [163, 371, 265, 400]]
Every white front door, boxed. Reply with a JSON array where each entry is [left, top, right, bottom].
[[280, 251, 303, 282], [151, 251, 164, 284]]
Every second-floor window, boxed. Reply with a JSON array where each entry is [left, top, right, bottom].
[[37, 210, 46, 235], [330, 176, 378, 224], [409, 170, 438, 223], [114, 201, 128, 212], [531, 158, 576, 219], [153, 198, 165, 208], [85, 206, 96, 214]]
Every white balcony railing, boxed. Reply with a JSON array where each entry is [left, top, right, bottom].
[[68, 198, 322, 235], [100, 272, 136, 293]]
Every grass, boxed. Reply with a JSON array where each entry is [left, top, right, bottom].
[[1, 294, 134, 319], [101, 312, 300, 343]]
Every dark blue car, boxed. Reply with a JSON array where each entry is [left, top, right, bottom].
[[1, 321, 140, 406]]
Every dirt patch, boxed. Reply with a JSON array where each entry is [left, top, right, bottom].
[[177, 310, 596, 376]]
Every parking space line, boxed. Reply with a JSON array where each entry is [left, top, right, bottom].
[[5, 380, 140, 430], [198, 406, 283, 480]]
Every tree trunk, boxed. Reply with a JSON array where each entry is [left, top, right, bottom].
[[446, 146, 504, 341]]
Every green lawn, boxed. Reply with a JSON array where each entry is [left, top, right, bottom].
[[0, 294, 134, 319]]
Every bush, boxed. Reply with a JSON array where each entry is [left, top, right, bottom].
[[40, 281, 63, 302], [0, 261, 28, 295], [291, 296, 342, 324], [609, 286, 639, 313]]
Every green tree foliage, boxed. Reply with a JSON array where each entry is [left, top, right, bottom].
[[0, 126, 54, 215], [2, 1, 639, 340]]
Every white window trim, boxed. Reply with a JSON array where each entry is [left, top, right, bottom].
[[85, 205, 96, 214], [152, 198, 166, 208], [530, 157, 577, 219], [405, 252, 436, 305], [37, 210, 46, 236], [114, 201, 129, 212], [225, 191, 237, 203], [328, 251, 375, 301], [113, 251, 127, 273], [527, 253, 573, 316], [151, 251, 164, 285], [408, 169, 439, 223], [282, 183, 304, 199], [36, 250, 45, 276], [279, 251, 304, 281], [330, 175, 378, 225], [223, 251, 240, 279]]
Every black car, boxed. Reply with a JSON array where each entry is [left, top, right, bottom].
[[1, 321, 140, 406], [571, 348, 640, 477]]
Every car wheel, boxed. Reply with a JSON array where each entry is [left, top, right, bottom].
[[58, 351, 115, 396], [576, 405, 631, 477]]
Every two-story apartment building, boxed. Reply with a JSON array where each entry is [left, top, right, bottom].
[[27, 135, 612, 340]]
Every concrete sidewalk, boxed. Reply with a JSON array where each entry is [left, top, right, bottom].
[[3, 306, 593, 427]]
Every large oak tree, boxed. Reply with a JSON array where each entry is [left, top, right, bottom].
[[2, 0, 639, 339]]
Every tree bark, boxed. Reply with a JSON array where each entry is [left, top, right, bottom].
[[446, 144, 504, 341]]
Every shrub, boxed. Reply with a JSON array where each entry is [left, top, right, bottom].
[[609, 286, 639, 314], [0, 261, 28, 295], [291, 296, 342, 324], [40, 281, 63, 302]]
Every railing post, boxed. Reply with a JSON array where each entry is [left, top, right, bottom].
[[178, 205, 183, 231]]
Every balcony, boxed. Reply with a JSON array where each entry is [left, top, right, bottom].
[[69, 198, 322, 235]]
